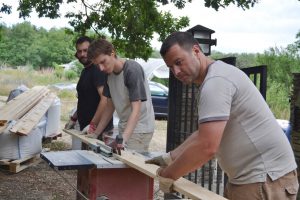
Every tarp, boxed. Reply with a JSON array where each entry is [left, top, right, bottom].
[[136, 58, 169, 80]]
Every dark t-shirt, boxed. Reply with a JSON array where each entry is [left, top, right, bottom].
[[76, 64, 113, 131]]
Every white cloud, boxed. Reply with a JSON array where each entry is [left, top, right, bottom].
[[1, 0, 300, 53]]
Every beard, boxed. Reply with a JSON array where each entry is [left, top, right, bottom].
[[79, 57, 92, 66]]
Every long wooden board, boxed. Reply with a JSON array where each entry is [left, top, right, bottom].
[[114, 151, 227, 200], [64, 129, 227, 200], [63, 129, 100, 148]]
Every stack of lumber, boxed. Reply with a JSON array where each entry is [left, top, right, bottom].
[[0, 86, 56, 135]]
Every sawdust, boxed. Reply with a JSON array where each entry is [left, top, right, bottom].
[[0, 119, 167, 200]]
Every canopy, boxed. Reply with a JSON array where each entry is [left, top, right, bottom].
[[136, 58, 169, 80]]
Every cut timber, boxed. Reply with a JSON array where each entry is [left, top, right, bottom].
[[0, 154, 41, 173], [10, 93, 56, 136], [114, 151, 227, 200], [0, 86, 49, 134]]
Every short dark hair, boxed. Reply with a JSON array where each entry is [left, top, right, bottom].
[[87, 39, 115, 60], [75, 36, 92, 46], [160, 32, 200, 57]]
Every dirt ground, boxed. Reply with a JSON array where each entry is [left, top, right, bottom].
[[0, 112, 167, 200]]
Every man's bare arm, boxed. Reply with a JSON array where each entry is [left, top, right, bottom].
[[161, 120, 227, 180]]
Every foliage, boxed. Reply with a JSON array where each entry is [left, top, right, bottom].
[[0, 67, 77, 95], [0, 22, 75, 69], [64, 69, 78, 80], [211, 51, 259, 68], [257, 46, 300, 91], [71, 60, 84, 77], [53, 63, 64, 79], [42, 141, 71, 151], [56, 89, 76, 100], [3, 0, 261, 60], [256, 44, 300, 119], [266, 81, 290, 119]]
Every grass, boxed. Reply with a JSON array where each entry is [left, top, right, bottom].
[[42, 141, 71, 151]]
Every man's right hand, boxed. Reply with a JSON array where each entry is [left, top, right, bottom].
[[64, 117, 76, 130], [156, 167, 175, 193], [145, 152, 173, 167]]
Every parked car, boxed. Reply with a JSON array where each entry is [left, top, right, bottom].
[[277, 119, 291, 142], [149, 81, 168, 119]]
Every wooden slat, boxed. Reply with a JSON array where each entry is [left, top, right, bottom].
[[0, 86, 49, 133], [63, 129, 100, 148], [114, 151, 227, 200], [10, 93, 56, 136], [0, 86, 47, 118], [65, 129, 227, 200]]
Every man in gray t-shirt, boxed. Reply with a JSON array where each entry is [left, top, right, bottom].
[[86, 39, 155, 153], [146, 32, 298, 199]]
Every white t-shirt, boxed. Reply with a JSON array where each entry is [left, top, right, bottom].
[[198, 61, 296, 184]]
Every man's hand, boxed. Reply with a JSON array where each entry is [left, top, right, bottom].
[[82, 122, 97, 134], [145, 152, 173, 167], [65, 117, 76, 130], [104, 134, 125, 154], [156, 168, 175, 193]]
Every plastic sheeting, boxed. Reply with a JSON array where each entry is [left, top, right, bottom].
[[136, 58, 169, 80]]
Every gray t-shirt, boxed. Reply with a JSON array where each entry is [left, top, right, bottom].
[[198, 60, 296, 184], [103, 60, 155, 134]]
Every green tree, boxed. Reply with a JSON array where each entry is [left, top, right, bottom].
[[211, 51, 259, 68], [256, 35, 300, 118], [1, 0, 261, 60], [29, 28, 74, 68], [0, 22, 37, 66], [0, 22, 75, 68]]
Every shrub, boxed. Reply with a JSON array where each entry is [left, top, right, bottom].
[[64, 70, 77, 80]]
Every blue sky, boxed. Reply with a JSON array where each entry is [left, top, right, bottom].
[[1, 0, 300, 54]]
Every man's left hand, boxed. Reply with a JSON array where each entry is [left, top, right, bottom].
[[82, 122, 97, 134]]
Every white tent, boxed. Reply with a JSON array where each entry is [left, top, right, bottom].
[[136, 58, 169, 80]]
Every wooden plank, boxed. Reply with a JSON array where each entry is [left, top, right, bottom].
[[10, 93, 56, 136], [64, 129, 227, 199], [114, 151, 227, 200], [63, 129, 100, 148], [0, 86, 48, 118]]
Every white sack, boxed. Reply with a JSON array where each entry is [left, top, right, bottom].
[[0, 121, 43, 160]]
